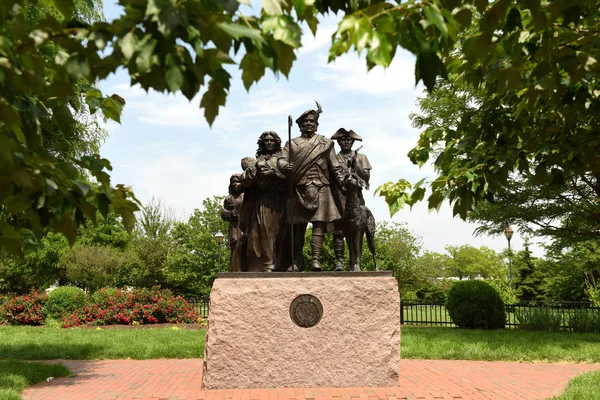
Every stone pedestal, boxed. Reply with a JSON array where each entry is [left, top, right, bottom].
[[202, 272, 400, 389]]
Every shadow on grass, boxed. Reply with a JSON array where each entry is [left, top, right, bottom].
[[0, 343, 106, 361]]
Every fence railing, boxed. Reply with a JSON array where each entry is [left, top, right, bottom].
[[401, 300, 600, 332], [188, 297, 600, 332], [185, 296, 210, 318]]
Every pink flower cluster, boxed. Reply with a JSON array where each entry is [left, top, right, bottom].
[[62, 287, 199, 328], [1, 292, 47, 325]]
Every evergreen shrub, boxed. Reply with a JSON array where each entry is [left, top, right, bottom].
[[44, 286, 88, 319], [445, 280, 506, 329]]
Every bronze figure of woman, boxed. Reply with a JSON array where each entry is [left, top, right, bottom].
[[240, 131, 288, 272]]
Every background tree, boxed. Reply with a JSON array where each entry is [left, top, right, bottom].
[[512, 238, 545, 301], [166, 197, 229, 296], [127, 197, 178, 288], [378, 1, 600, 227], [413, 251, 451, 300], [0, 232, 69, 294], [540, 241, 600, 302], [444, 245, 505, 281], [60, 244, 128, 292]]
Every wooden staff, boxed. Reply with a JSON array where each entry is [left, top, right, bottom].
[[288, 115, 294, 270]]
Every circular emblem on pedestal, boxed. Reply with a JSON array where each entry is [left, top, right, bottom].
[[289, 294, 323, 328]]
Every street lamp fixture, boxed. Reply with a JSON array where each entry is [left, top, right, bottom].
[[504, 225, 514, 289], [214, 231, 225, 273]]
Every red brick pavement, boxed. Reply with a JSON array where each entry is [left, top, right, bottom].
[[22, 359, 600, 400]]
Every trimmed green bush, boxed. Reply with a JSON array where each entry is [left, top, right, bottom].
[[44, 286, 88, 319], [445, 280, 506, 329]]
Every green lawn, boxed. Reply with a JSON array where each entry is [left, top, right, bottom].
[[0, 326, 205, 360], [551, 370, 600, 400], [401, 327, 600, 363], [2, 325, 600, 363]]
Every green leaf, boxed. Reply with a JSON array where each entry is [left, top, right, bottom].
[[50, 0, 75, 18], [415, 50, 446, 91], [263, 16, 302, 48], [367, 32, 392, 67], [240, 52, 266, 90], [64, 54, 91, 80], [166, 65, 184, 92], [218, 0, 240, 13], [424, 5, 448, 37], [271, 40, 296, 76], [200, 79, 228, 126], [262, 0, 287, 15], [157, 4, 185, 36], [73, 181, 91, 196], [577, 51, 598, 72], [292, 0, 305, 17], [218, 23, 264, 43], [101, 96, 125, 123], [54, 105, 75, 136], [452, 6, 473, 28], [120, 32, 137, 60], [54, 210, 77, 245], [474, 0, 488, 13], [505, 7, 522, 31], [45, 178, 59, 194], [136, 39, 157, 73], [410, 187, 426, 208], [146, 0, 161, 16], [96, 193, 110, 218]]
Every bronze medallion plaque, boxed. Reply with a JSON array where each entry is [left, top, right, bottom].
[[289, 294, 323, 328]]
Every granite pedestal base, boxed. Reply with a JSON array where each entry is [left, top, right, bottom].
[[201, 272, 400, 389]]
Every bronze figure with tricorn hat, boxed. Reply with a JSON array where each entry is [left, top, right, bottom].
[[331, 128, 363, 141]]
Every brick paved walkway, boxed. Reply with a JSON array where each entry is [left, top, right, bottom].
[[22, 359, 600, 400]]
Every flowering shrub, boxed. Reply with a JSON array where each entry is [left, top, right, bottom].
[[0, 292, 47, 325], [62, 287, 199, 328]]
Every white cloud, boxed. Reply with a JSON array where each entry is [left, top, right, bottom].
[[240, 86, 327, 118], [119, 150, 233, 217], [298, 25, 337, 55], [315, 50, 417, 94]]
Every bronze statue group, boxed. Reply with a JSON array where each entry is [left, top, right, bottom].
[[220, 102, 378, 273]]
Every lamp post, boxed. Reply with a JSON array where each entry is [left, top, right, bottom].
[[504, 225, 514, 289], [214, 231, 225, 273]]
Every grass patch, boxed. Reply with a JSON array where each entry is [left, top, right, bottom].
[[552, 370, 600, 399], [0, 361, 70, 400], [0, 326, 205, 360], [2, 325, 600, 364], [401, 327, 600, 363]]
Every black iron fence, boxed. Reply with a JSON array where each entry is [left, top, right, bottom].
[[187, 297, 600, 332], [185, 296, 210, 318], [401, 300, 600, 332]]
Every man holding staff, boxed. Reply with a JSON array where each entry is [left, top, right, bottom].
[[278, 102, 346, 272]]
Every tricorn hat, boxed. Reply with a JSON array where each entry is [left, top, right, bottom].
[[295, 100, 323, 124], [331, 128, 362, 141]]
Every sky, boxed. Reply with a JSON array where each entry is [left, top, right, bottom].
[[97, 1, 540, 257]]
